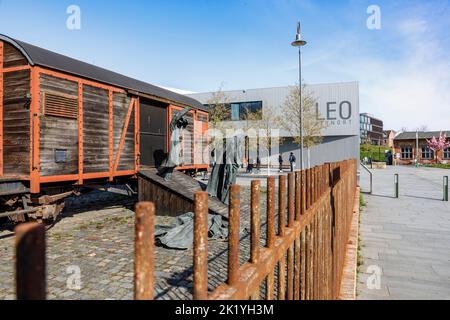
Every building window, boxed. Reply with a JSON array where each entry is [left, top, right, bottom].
[[421, 146, 434, 160], [204, 101, 262, 121], [238, 101, 263, 120], [231, 103, 240, 121], [401, 147, 413, 159], [444, 148, 450, 160]]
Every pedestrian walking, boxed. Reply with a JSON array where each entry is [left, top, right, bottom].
[[279, 154, 284, 173], [289, 152, 296, 172]]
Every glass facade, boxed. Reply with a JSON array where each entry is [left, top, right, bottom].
[[204, 101, 263, 121], [360, 113, 383, 145]]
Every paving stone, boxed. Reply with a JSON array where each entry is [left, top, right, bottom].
[[0, 186, 265, 300], [358, 166, 450, 300]]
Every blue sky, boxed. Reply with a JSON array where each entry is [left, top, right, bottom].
[[0, 0, 449, 130]]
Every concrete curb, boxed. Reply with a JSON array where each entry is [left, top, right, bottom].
[[339, 187, 360, 300]]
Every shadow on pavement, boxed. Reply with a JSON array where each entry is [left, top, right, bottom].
[[402, 194, 443, 202]]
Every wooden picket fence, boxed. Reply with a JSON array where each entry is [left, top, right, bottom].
[[14, 159, 358, 300]]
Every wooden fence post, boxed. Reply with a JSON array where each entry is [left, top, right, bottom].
[[277, 175, 286, 300], [250, 180, 261, 299], [228, 185, 241, 286], [251, 180, 261, 264], [194, 192, 209, 300], [134, 202, 155, 300], [278, 175, 286, 237], [266, 176, 276, 299]]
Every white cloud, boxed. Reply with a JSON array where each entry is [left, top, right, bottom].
[[316, 11, 450, 131]]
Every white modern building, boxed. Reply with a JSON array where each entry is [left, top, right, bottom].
[[189, 82, 360, 168]]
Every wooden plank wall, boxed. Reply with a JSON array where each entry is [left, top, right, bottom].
[[39, 74, 78, 176], [113, 93, 135, 172], [181, 111, 194, 165], [83, 85, 110, 173], [2, 70, 30, 176], [195, 114, 208, 166], [138, 176, 194, 217], [3, 43, 28, 68]]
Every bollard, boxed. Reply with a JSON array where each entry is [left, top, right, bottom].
[[444, 176, 449, 202], [394, 174, 399, 198]]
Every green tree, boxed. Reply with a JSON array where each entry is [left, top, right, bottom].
[[278, 84, 327, 168]]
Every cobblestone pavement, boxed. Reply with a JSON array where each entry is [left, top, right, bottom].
[[358, 166, 450, 300], [1, 185, 276, 300]]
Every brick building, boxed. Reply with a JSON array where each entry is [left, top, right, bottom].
[[393, 131, 450, 165], [383, 130, 396, 148]]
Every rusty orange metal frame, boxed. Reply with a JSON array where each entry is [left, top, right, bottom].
[[25, 66, 137, 192], [2, 65, 31, 73], [113, 98, 135, 173], [108, 90, 114, 181], [40, 170, 136, 184], [0, 41, 3, 177], [30, 67, 41, 193], [2, 58, 206, 191], [78, 83, 84, 185], [135, 97, 140, 171]]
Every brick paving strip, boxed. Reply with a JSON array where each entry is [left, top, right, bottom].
[[338, 188, 360, 300], [0, 187, 271, 300]]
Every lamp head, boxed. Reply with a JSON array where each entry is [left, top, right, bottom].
[[291, 22, 307, 47]]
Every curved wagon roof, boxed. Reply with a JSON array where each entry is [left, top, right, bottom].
[[0, 34, 206, 111]]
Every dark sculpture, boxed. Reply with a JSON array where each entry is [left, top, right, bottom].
[[158, 107, 192, 181], [207, 135, 242, 204]]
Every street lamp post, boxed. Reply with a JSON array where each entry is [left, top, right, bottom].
[[292, 22, 307, 170]]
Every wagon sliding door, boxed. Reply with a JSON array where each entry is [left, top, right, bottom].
[[39, 74, 79, 176], [82, 85, 110, 174], [139, 99, 167, 167]]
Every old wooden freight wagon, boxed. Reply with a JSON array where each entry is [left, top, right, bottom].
[[0, 34, 209, 220]]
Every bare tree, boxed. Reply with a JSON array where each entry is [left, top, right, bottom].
[[246, 109, 282, 176], [417, 125, 428, 132], [279, 84, 327, 168], [207, 86, 231, 132]]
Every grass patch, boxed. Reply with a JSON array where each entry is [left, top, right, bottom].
[[357, 192, 365, 285], [359, 192, 366, 210], [423, 163, 450, 169]]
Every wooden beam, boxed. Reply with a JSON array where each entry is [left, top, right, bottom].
[[113, 98, 135, 173]]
